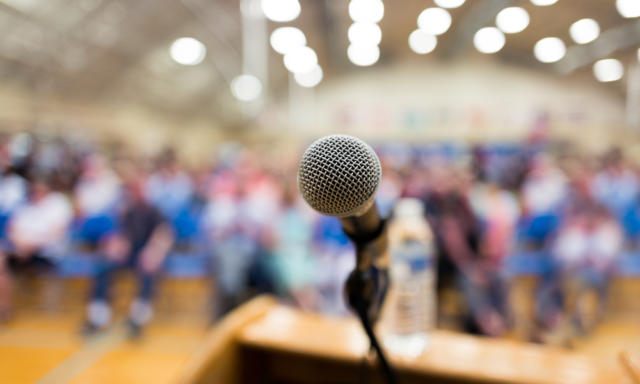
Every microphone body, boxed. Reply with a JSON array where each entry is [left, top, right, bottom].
[[298, 134, 398, 384], [297, 134, 389, 320]]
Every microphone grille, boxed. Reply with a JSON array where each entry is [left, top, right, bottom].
[[298, 134, 381, 217]]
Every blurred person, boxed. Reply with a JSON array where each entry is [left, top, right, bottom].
[[203, 152, 280, 319], [84, 176, 173, 339], [267, 182, 319, 311], [591, 149, 639, 235], [423, 166, 508, 336], [313, 215, 354, 315], [0, 174, 73, 321], [0, 148, 27, 321], [376, 161, 403, 218], [520, 153, 568, 246], [73, 154, 122, 247], [540, 203, 623, 343], [468, 181, 521, 334], [145, 150, 194, 222]]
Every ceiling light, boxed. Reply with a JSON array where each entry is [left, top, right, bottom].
[[349, 0, 384, 23], [294, 65, 323, 87], [231, 75, 262, 101], [348, 22, 382, 46], [569, 19, 600, 44], [593, 59, 624, 82], [261, 0, 301, 22], [534, 37, 566, 63], [283, 46, 318, 73], [417, 8, 452, 36], [530, 0, 557, 5], [496, 7, 530, 34], [347, 44, 380, 66], [473, 27, 505, 53], [270, 27, 306, 54], [617, 0, 640, 18], [408, 29, 437, 54], [434, 0, 465, 8], [170, 38, 206, 65]]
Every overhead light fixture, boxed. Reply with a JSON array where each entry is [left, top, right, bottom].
[[349, 0, 384, 23], [348, 22, 382, 46], [170, 38, 206, 65], [534, 37, 566, 63], [231, 75, 262, 101], [270, 27, 306, 54], [261, 0, 301, 22], [284, 46, 318, 73], [434, 0, 465, 8], [593, 59, 624, 82], [417, 8, 452, 36], [347, 44, 380, 66], [569, 19, 600, 44], [617, 0, 640, 18], [294, 65, 323, 87], [496, 7, 530, 34], [408, 30, 437, 54], [474, 27, 505, 54], [530, 0, 557, 5]]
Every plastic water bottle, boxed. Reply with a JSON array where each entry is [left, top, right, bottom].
[[381, 198, 435, 357]]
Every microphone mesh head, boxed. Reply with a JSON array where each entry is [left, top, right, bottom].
[[298, 134, 381, 217]]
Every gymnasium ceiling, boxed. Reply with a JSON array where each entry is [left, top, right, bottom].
[[0, 0, 636, 119]]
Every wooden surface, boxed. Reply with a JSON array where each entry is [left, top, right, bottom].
[[621, 350, 640, 384], [173, 295, 278, 384], [236, 303, 633, 384]]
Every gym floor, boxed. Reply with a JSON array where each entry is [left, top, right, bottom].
[[1, 276, 639, 384]]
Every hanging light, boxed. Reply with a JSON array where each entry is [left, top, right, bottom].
[[417, 8, 452, 36], [569, 19, 600, 44], [473, 27, 505, 54], [534, 37, 566, 63], [496, 7, 530, 34], [617, 0, 640, 18], [231, 75, 262, 101], [170, 38, 206, 65], [408, 30, 437, 54], [434, 0, 465, 8], [349, 0, 384, 23], [270, 27, 306, 54], [348, 22, 382, 46], [347, 44, 380, 66], [294, 65, 323, 87], [261, 0, 301, 22], [283, 46, 318, 73], [593, 59, 624, 82], [530, 0, 557, 5]]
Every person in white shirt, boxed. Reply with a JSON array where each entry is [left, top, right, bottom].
[[0, 164, 27, 321], [0, 174, 73, 321]]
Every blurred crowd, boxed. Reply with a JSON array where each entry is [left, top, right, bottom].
[[0, 132, 638, 344]]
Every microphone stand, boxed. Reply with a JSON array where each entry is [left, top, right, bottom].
[[343, 215, 399, 384]]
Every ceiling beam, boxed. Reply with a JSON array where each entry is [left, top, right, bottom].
[[554, 19, 640, 74], [443, 0, 513, 59], [179, 0, 242, 85]]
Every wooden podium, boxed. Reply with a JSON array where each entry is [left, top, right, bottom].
[[173, 295, 633, 384]]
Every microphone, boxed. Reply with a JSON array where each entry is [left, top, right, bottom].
[[297, 134, 386, 264], [298, 134, 397, 384]]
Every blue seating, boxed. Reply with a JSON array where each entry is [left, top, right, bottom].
[[56, 252, 101, 277], [162, 253, 210, 278], [618, 253, 640, 276], [505, 251, 552, 276]]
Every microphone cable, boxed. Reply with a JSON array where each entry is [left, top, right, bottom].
[[352, 288, 399, 384]]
